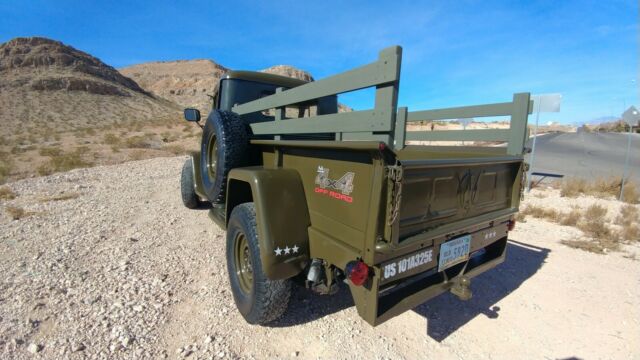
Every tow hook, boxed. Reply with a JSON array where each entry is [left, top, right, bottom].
[[451, 276, 472, 301]]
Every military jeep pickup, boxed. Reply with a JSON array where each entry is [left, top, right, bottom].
[[181, 46, 531, 326]]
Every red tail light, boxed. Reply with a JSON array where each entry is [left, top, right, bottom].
[[507, 219, 516, 231], [345, 261, 370, 286]]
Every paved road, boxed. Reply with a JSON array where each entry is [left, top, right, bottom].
[[525, 131, 640, 185]]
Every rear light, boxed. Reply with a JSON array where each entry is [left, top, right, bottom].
[[345, 260, 370, 286], [507, 219, 516, 231]]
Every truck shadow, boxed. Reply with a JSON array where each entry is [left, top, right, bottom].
[[270, 240, 549, 332], [413, 240, 550, 342], [268, 283, 355, 327]]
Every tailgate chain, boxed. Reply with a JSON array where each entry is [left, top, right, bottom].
[[387, 162, 403, 225]]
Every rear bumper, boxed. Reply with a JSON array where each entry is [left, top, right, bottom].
[[349, 235, 508, 326]]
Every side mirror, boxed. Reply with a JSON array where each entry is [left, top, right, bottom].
[[184, 108, 201, 122]]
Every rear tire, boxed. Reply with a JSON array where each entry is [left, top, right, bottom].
[[226, 203, 291, 324], [181, 158, 200, 209]]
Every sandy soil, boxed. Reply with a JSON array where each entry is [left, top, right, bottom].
[[0, 157, 638, 359]]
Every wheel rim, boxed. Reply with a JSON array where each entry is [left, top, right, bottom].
[[234, 232, 253, 295], [206, 135, 218, 179]]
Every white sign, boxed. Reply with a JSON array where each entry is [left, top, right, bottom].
[[622, 106, 639, 126], [531, 93, 562, 113]]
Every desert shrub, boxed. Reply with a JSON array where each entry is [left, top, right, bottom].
[[129, 149, 148, 161], [560, 178, 588, 197], [0, 154, 13, 183], [164, 144, 186, 155], [616, 205, 639, 226], [39, 147, 63, 157], [560, 238, 618, 254], [561, 177, 638, 204], [5, 205, 34, 220], [559, 208, 581, 226], [38, 192, 80, 202], [37, 149, 94, 176], [125, 135, 152, 148], [578, 204, 611, 239], [103, 133, 120, 145], [519, 205, 561, 222], [0, 186, 16, 200], [621, 183, 639, 204], [619, 223, 640, 242], [592, 178, 622, 197]]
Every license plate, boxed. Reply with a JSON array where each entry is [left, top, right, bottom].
[[438, 235, 471, 272]]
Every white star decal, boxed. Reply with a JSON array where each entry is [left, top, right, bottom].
[[284, 246, 291, 255], [292, 245, 299, 254], [274, 247, 283, 256]]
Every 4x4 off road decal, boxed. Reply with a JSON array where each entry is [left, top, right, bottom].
[[314, 166, 355, 203]]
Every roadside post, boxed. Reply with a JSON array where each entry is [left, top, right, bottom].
[[620, 106, 639, 201], [458, 118, 473, 145], [526, 93, 562, 192]]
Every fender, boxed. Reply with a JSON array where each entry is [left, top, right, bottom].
[[226, 167, 311, 280], [189, 152, 208, 200]]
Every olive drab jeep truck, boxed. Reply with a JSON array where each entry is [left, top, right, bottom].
[[180, 46, 532, 326]]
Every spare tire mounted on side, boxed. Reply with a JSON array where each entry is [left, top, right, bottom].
[[200, 110, 249, 203]]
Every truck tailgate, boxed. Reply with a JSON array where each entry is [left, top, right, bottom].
[[396, 156, 522, 242]]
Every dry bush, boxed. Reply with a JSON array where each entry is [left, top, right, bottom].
[[37, 150, 94, 176], [0, 160, 12, 183], [621, 183, 639, 204], [0, 186, 16, 200], [103, 133, 120, 145], [125, 135, 153, 148], [616, 205, 639, 226], [578, 204, 611, 239], [559, 208, 581, 226], [5, 205, 34, 220], [561, 177, 639, 204], [619, 223, 640, 242], [38, 192, 80, 202], [560, 178, 588, 197], [129, 149, 148, 161], [520, 205, 561, 222], [164, 144, 186, 155], [560, 238, 619, 254], [592, 178, 622, 197], [39, 146, 63, 157]]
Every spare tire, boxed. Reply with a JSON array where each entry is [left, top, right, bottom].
[[200, 110, 249, 203]]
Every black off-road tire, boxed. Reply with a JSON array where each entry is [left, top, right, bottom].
[[200, 110, 249, 203], [180, 158, 201, 209], [226, 203, 291, 325]]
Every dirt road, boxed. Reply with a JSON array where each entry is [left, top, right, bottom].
[[1, 157, 638, 359]]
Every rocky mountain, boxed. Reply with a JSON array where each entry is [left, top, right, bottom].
[[0, 37, 179, 135], [260, 65, 314, 82], [119, 60, 229, 112], [120, 61, 317, 113]]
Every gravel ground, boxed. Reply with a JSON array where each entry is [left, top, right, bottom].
[[1, 157, 638, 359]]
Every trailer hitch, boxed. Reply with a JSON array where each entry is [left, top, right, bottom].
[[450, 276, 472, 301]]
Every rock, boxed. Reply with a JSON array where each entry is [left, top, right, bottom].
[[71, 342, 86, 352], [27, 343, 42, 353], [204, 336, 213, 344]]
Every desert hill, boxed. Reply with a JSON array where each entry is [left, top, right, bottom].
[[0, 37, 180, 135], [0, 37, 189, 183], [120, 61, 316, 112], [119, 59, 229, 112], [0, 36, 344, 183]]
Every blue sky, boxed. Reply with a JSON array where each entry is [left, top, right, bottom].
[[1, 0, 637, 124]]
